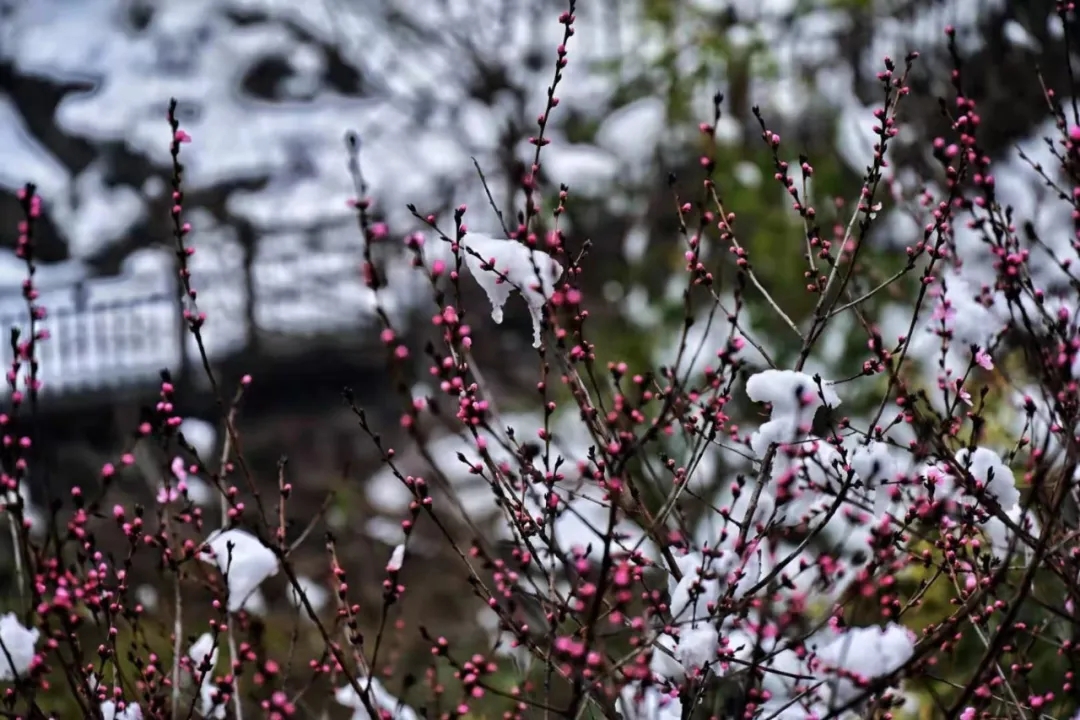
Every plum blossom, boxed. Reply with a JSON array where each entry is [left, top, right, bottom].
[[156, 456, 213, 506], [199, 528, 279, 613], [0, 613, 38, 681], [462, 234, 563, 348]]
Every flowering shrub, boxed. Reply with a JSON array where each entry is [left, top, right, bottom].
[[3, 2, 1080, 719]]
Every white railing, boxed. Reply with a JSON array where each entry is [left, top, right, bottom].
[[0, 250, 411, 398]]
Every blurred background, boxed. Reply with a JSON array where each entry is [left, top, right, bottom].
[[1, 0, 1063, 489], [0, 0, 1074, 712]]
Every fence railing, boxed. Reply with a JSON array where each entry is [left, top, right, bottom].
[[0, 250, 410, 399]]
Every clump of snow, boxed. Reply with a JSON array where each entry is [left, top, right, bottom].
[[733, 161, 763, 188], [0, 613, 39, 681], [668, 554, 723, 629], [939, 278, 1007, 351], [618, 683, 683, 720], [199, 528, 279, 613], [134, 585, 159, 612], [88, 676, 144, 720], [53, 161, 147, 259], [242, 589, 268, 617], [287, 575, 330, 616], [674, 624, 719, 675], [595, 97, 667, 180], [542, 141, 620, 196], [1003, 18, 1040, 51], [983, 504, 1040, 563], [836, 101, 887, 174], [657, 549, 766, 678], [669, 549, 760, 627], [954, 447, 1020, 511], [915, 451, 1033, 565], [99, 700, 143, 720], [813, 623, 916, 707], [180, 418, 218, 459], [746, 369, 841, 458], [365, 410, 589, 514], [543, 486, 655, 567], [336, 676, 418, 720], [188, 633, 224, 719], [1, 481, 46, 537], [189, 632, 218, 668], [0, 92, 68, 199], [851, 440, 900, 515], [462, 234, 563, 349], [387, 544, 406, 572]]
